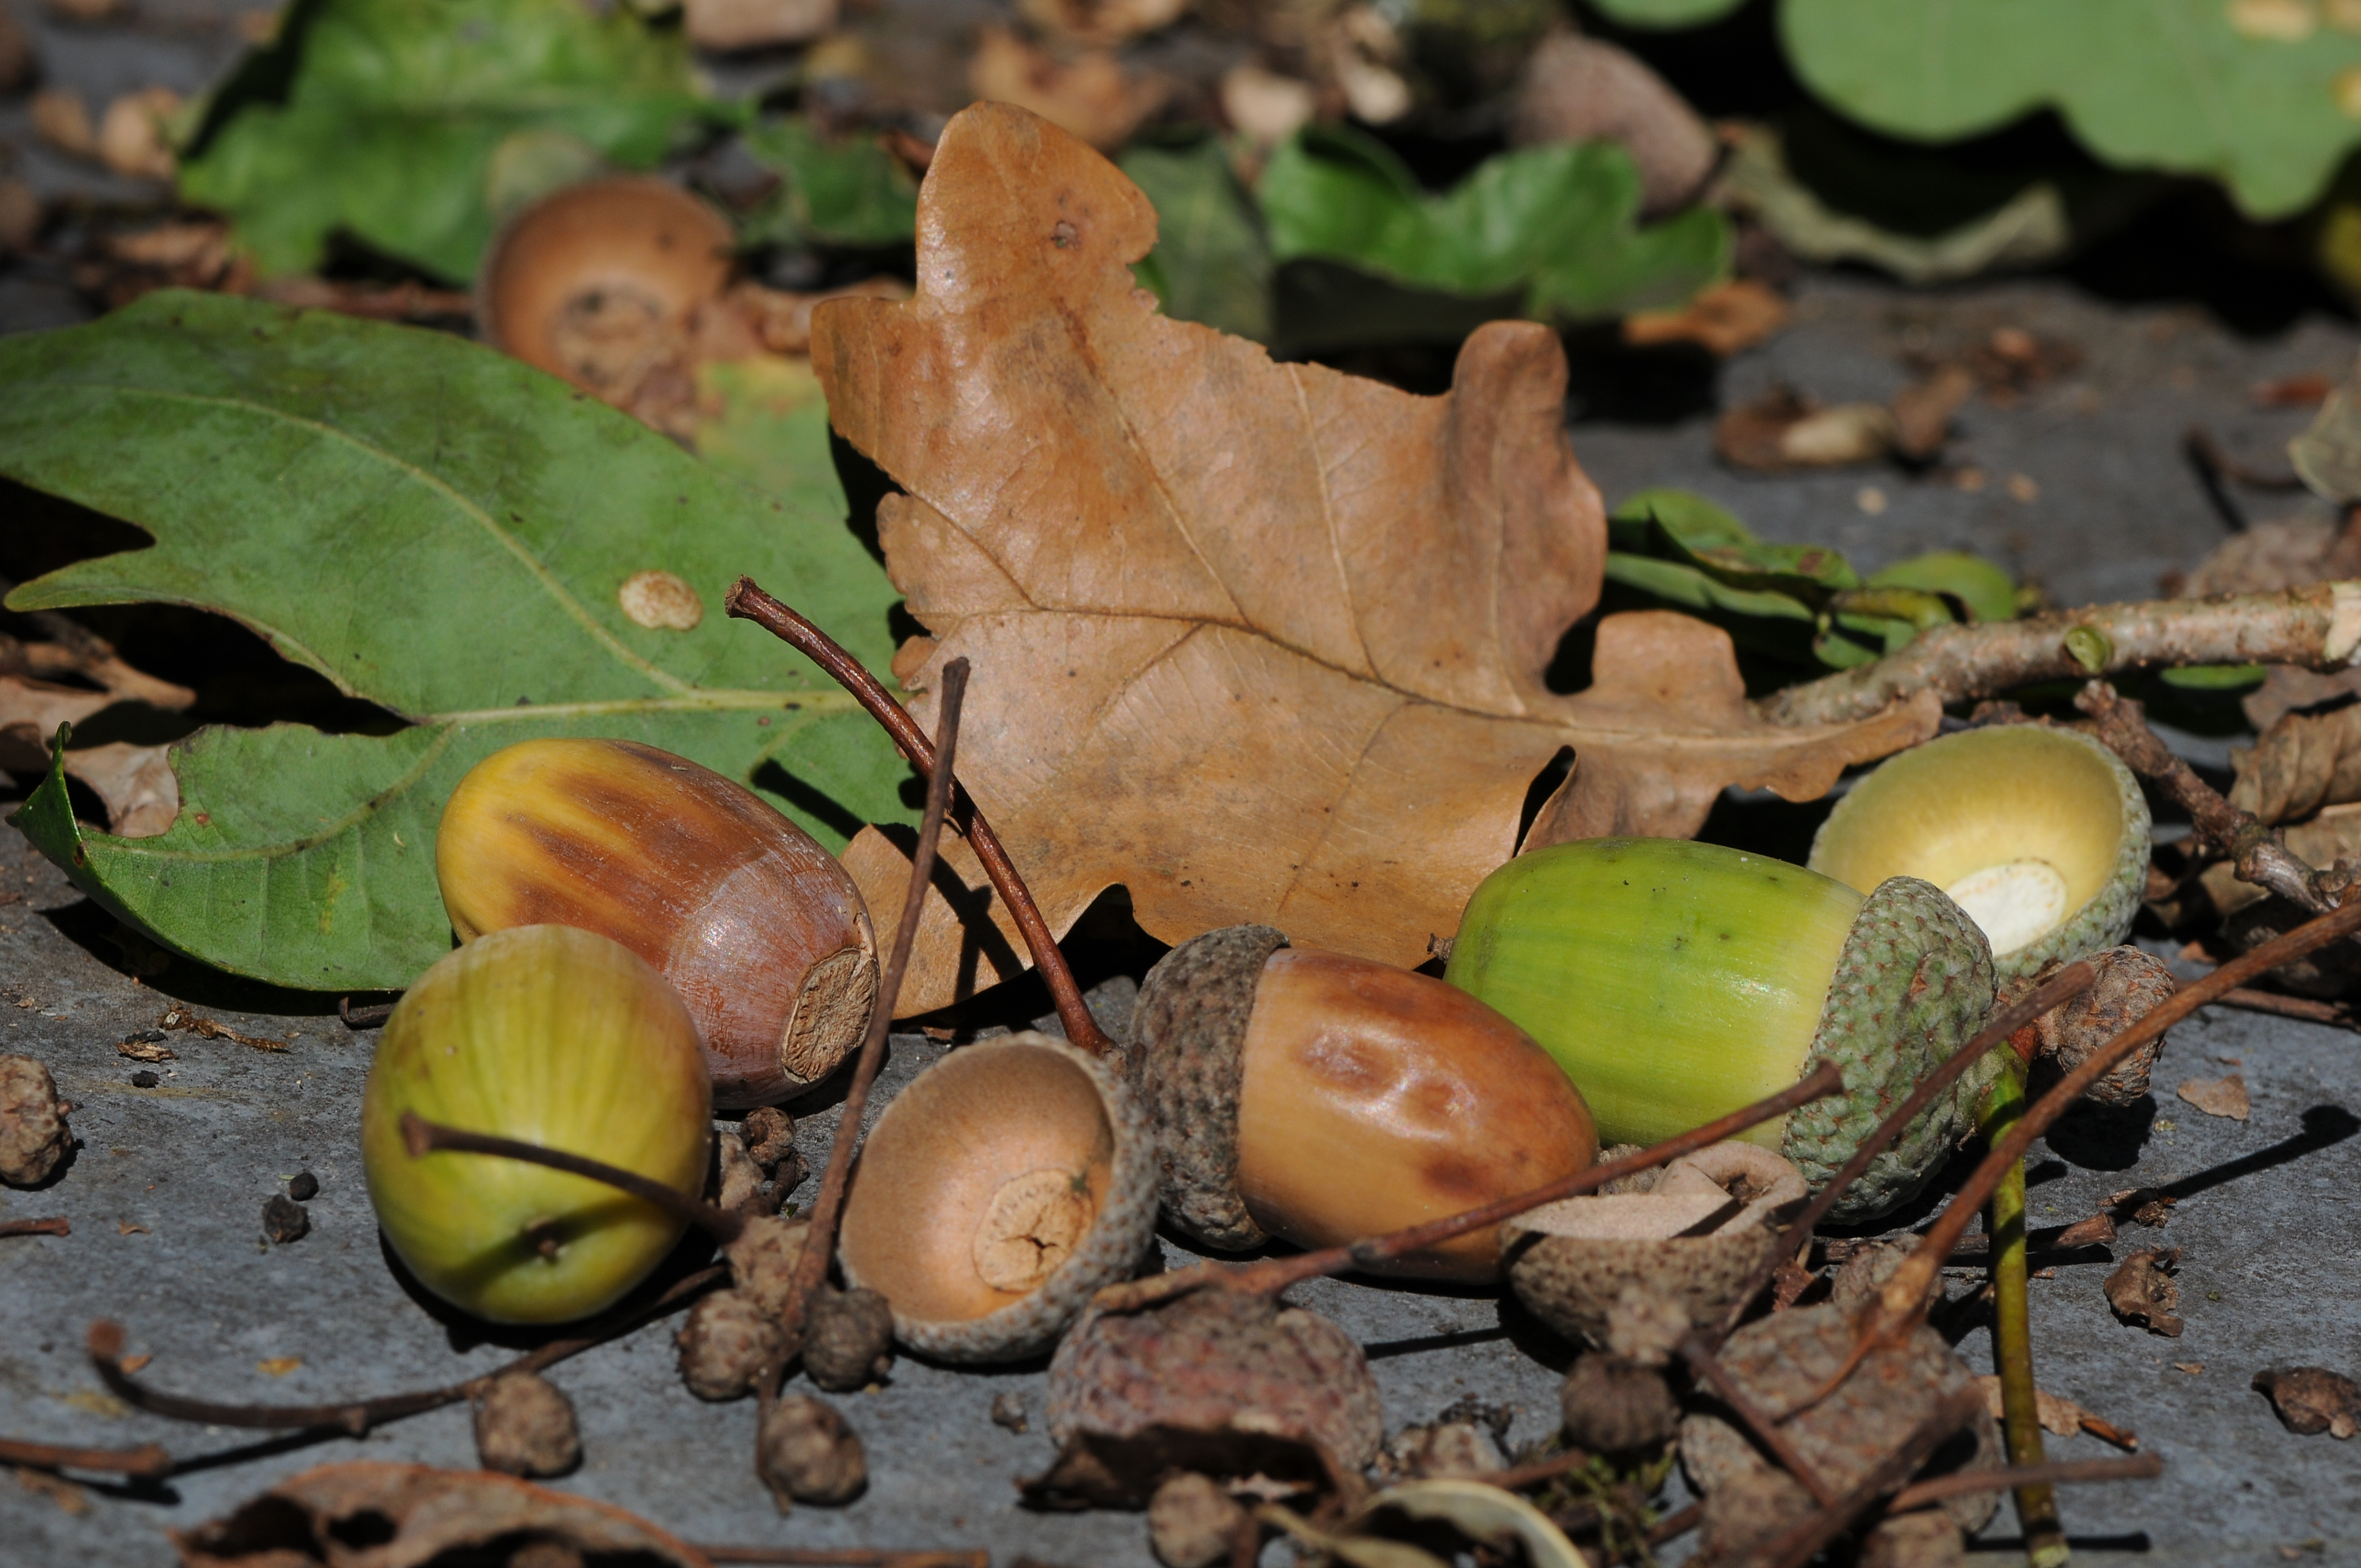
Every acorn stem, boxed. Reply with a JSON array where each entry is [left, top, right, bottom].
[[1704, 960, 2096, 1349], [398, 1111, 743, 1243], [1981, 1068, 2070, 1568], [758, 657, 969, 1416], [1838, 892, 2361, 1396], [725, 578, 1116, 1057], [1092, 1057, 1846, 1314]]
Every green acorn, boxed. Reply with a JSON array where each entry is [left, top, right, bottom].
[[1807, 725, 2148, 984], [1444, 837, 1996, 1222]]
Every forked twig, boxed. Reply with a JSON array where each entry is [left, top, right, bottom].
[[726, 579, 1116, 1056], [1091, 1060, 1843, 1311], [757, 658, 970, 1418], [400, 1114, 744, 1243]]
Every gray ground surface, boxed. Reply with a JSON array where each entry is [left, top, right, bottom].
[[4, 6, 2361, 1555]]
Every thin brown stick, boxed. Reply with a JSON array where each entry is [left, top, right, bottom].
[[1706, 962, 2095, 1348], [0, 1436, 170, 1478], [400, 1113, 742, 1243], [1758, 582, 2361, 727], [0, 1217, 69, 1239], [2216, 987, 2356, 1027], [1679, 1333, 1841, 1509], [1645, 1502, 1702, 1546], [1756, 1385, 1986, 1568], [1092, 1059, 1846, 1314], [2184, 426, 2305, 493], [1485, 1446, 1595, 1492], [2076, 682, 2330, 911], [1842, 893, 2361, 1381], [725, 579, 1114, 1055], [1887, 1452, 2163, 1511], [694, 1551, 987, 1567], [759, 658, 969, 1421], [84, 1266, 725, 1442]]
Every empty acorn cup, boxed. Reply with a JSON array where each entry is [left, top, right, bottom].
[[1502, 1141, 1807, 1354], [836, 1032, 1156, 1362], [1808, 723, 2148, 983]]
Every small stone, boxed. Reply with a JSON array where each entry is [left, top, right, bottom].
[[286, 1171, 319, 1202], [1148, 1472, 1248, 1568], [1701, 1466, 1813, 1562], [1, 1055, 72, 1188], [1379, 1420, 1502, 1482], [758, 1394, 866, 1510], [130, 1071, 161, 1090], [803, 1284, 895, 1392], [261, 1194, 309, 1244], [1559, 1353, 1678, 1453], [2104, 1247, 2185, 1337], [990, 1391, 1030, 1433], [677, 1288, 782, 1401], [2253, 1366, 2361, 1438], [472, 1371, 580, 1477]]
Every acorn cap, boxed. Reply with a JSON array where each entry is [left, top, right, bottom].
[[1503, 1143, 1806, 1351], [1128, 924, 1290, 1251], [1783, 875, 1997, 1222], [1808, 725, 2148, 983], [837, 1032, 1156, 1363]]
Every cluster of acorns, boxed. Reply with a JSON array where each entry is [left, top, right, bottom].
[[353, 718, 2169, 1521]]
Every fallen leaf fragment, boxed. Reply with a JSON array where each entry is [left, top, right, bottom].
[[1892, 363, 1978, 460], [1623, 279, 1788, 357], [257, 1357, 301, 1378], [2175, 1362, 2205, 1374], [2231, 699, 2361, 824], [116, 1035, 176, 1064], [159, 1009, 288, 1053], [96, 87, 181, 181], [2177, 1074, 2251, 1120], [118, 1221, 149, 1236], [2107, 1187, 2178, 1227], [1021, 0, 1191, 47], [1715, 386, 1895, 471], [172, 1460, 711, 1567], [681, 0, 833, 51], [2104, 1246, 2184, 1337], [118, 1354, 151, 1374], [14, 1466, 88, 1515], [810, 104, 1936, 1012], [30, 89, 96, 159], [969, 25, 1169, 150], [1976, 1373, 2093, 1439], [2253, 1366, 2361, 1439]]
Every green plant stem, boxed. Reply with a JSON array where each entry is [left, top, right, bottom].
[[1978, 1065, 2069, 1568]]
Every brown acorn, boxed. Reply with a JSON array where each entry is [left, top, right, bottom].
[[437, 738, 878, 1108], [836, 1032, 1157, 1362], [1130, 926, 1597, 1281]]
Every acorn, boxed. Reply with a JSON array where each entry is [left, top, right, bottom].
[[836, 1031, 1157, 1363], [1129, 927, 1598, 1282], [1808, 725, 2149, 983], [437, 738, 878, 1108], [360, 924, 711, 1324], [1446, 837, 1996, 1222]]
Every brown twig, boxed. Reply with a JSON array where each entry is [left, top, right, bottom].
[[694, 1551, 987, 1567], [1484, 1446, 1595, 1492], [84, 1266, 725, 1442], [400, 1112, 743, 1244], [1830, 893, 2361, 1396], [1886, 1452, 2163, 1511], [2075, 681, 2331, 912], [1092, 1060, 1845, 1313], [725, 579, 1115, 1057], [1758, 582, 2361, 727], [0, 1436, 171, 1478], [1679, 1332, 1841, 1509], [1705, 962, 2095, 1348], [1755, 1385, 1987, 1568], [2215, 987, 2357, 1028], [337, 996, 396, 1031], [757, 658, 969, 1420], [0, 1217, 69, 1239]]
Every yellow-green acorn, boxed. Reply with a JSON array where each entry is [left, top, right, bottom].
[[1445, 838, 1996, 1222], [1807, 725, 2149, 983], [360, 924, 712, 1324]]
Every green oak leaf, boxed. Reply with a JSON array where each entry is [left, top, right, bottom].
[[177, 0, 722, 281], [1586, 0, 1747, 25], [1123, 139, 1274, 342], [1781, 0, 2361, 221], [1259, 126, 1728, 322], [0, 291, 911, 992], [1865, 551, 2019, 625], [739, 117, 921, 250]]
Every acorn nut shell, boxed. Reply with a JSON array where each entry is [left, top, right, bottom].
[[438, 738, 879, 1108], [837, 1032, 1155, 1363]]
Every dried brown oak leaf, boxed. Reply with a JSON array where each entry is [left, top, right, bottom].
[[809, 102, 1936, 1014], [171, 1459, 709, 1567], [2104, 1246, 2185, 1337], [2253, 1366, 2361, 1438], [2178, 1073, 2251, 1120]]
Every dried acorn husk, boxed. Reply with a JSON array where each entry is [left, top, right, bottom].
[[1808, 725, 2149, 982], [438, 738, 878, 1108], [1131, 927, 1597, 1281], [1029, 1287, 1383, 1510], [2009, 945, 2175, 1105], [0, 1053, 71, 1186], [1679, 1303, 2004, 1538], [1503, 1141, 1807, 1354], [1448, 837, 1996, 1222], [472, 1370, 581, 1478], [836, 1032, 1156, 1362]]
